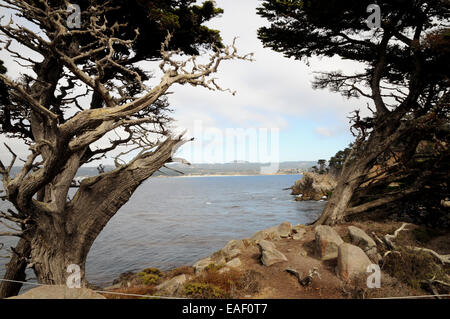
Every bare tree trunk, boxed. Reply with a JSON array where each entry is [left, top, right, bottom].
[[312, 109, 427, 226], [313, 121, 401, 226], [0, 238, 31, 298], [28, 227, 87, 285], [26, 137, 183, 285], [313, 161, 369, 225]]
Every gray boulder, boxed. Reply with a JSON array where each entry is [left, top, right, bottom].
[[221, 239, 245, 261], [193, 257, 214, 273], [277, 222, 292, 238], [348, 226, 376, 251], [258, 240, 288, 266], [251, 227, 279, 242], [315, 225, 343, 260], [251, 222, 292, 242], [226, 258, 242, 268], [292, 225, 306, 240], [348, 226, 380, 263], [337, 243, 372, 281], [156, 274, 189, 295]]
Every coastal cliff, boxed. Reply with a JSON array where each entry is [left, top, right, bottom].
[[291, 173, 337, 201]]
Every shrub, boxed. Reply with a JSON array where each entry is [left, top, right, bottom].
[[382, 247, 448, 289], [184, 282, 228, 299], [235, 270, 263, 295], [412, 226, 446, 244], [183, 267, 262, 298], [141, 267, 163, 276], [205, 263, 223, 272], [137, 272, 161, 285]]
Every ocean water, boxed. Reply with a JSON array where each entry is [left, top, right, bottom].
[[0, 174, 325, 287]]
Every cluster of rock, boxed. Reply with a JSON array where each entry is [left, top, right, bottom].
[[315, 225, 381, 281], [99, 222, 381, 298], [291, 172, 337, 201], [250, 221, 304, 241], [192, 221, 381, 283], [193, 239, 245, 274], [192, 222, 306, 271]]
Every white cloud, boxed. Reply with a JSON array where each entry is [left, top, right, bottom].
[[166, 0, 371, 133], [0, 0, 373, 165]]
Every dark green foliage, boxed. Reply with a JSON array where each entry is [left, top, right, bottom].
[[258, 0, 448, 60], [0, 0, 224, 141], [257, 0, 450, 98], [258, 1, 450, 224], [328, 144, 353, 176], [184, 282, 228, 299], [43, 0, 223, 57], [0, 59, 8, 105]]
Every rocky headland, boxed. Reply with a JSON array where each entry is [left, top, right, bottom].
[[290, 172, 337, 201], [12, 219, 448, 299], [101, 220, 450, 299]]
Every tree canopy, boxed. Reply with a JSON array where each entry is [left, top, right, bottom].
[[0, 0, 224, 142], [258, 0, 449, 103], [0, 0, 252, 292], [258, 0, 450, 225]]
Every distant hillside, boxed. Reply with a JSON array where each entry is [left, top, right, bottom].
[[152, 161, 315, 176], [9, 161, 315, 178]]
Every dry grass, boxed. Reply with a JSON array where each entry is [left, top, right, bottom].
[[381, 247, 448, 290], [101, 285, 157, 299], [235, 270, 264, 295], [341, 273, 422, 299], [181, 267, 263, 299], [166, 266, 195, 278]]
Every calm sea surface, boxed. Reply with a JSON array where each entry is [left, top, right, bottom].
[[0, 174, 325, 287]]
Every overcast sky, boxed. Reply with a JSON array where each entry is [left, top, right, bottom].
[[169, 0, 370, 163], [0, 0, 372, 166]]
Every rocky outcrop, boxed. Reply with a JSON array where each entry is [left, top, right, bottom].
[[156, 274, 189, 295], [337, 243, 372, 281], [348, 226, 381, 263], [258, 240, 288, 266], [193, 257, 214, 273], [216, 258, 243, 274], [315, 225, 344, 260], [277, 222, 292, 238], [291, 172, 337, 201], [348, 226, 376, 250], [221, 239, 245, 261], [251, 222, 292, 242], [226, 258, 242, 268], [292, 224, 307, 240], [251, 228, 278, 242], [9, 286, 106, 299]]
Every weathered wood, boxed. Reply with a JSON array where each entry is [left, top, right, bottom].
[[0, 1, 250, 286], [0, 238, 31, 298]]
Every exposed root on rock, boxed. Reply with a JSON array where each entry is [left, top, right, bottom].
[[285, 267, 321, 287]]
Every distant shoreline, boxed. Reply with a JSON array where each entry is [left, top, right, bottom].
[[156, 173, 304, 178]]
